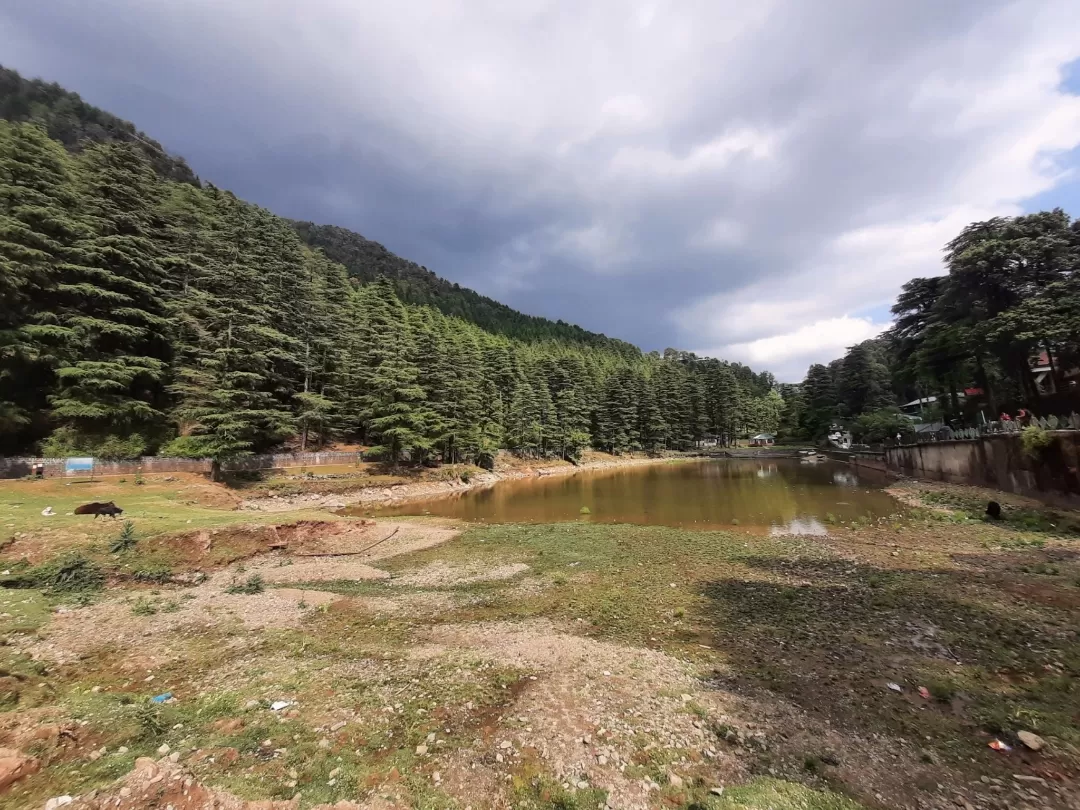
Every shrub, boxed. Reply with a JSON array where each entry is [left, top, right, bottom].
[[24, 553, 105, 593], [110, 521, 138, 553], [40, 427, 147, 460], [1020, 425, 1053, 459], [130, 562, 173, 584], [225, 573, 265, 595]]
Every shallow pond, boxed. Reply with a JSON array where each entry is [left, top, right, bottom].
[[366, 458, 901, 533]]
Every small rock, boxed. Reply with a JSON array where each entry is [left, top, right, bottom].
[[117, 747, 129, 755], [318, 738, 331, 749], [597, 755, 607, 766], [91, 686, 102, 694], [668, 772, 684, 788], [1012, 774, 1047, 786], [433, 771, 442, 784], [710, 787, 725, 796], [426, 732, 436, 742], [330, 721, 347, 732], [119, 787, 132, 798], [329, 768, 341, 778], [499, 740, 513, 750], [415, 744, 428, 755], [157, 744, 171, 756], [887, 682, 903, 693], [45, 798, 74, 810], [496, 753, 504, 763], [577, 780, 589, 789], [1017, 731, 1045, 752]]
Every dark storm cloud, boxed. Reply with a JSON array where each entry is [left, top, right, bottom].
[[3, 0, 1079, 379]]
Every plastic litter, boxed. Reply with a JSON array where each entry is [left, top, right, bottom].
[[270, 700, 295, 711], [988, 739, 1012, 752], [918, 686, 931, 699], [150, 692, 172, 704], [887, 682, 903, 693], [41, 506, 55, 517]]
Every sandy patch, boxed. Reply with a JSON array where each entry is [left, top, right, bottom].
[[256, 557, 389, 584], [393, 561, 529, 588]]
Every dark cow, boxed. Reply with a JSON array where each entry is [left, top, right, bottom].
[[74, 501, 124, 519], [986, 501, 1002, 520]]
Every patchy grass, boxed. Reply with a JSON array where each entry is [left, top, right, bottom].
[[2, 471, 1079, 810], [715, 778, 868, 809]]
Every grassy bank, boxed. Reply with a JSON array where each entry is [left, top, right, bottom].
[[0, 475, 1078, 809]]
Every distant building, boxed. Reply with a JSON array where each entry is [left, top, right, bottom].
[[749, 433, 775, 447], [1031, 351, 1080, 395]]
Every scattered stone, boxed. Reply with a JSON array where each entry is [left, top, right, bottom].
[[597, 755, 607, 766], [415, 744, 428, 755], [499, 740, 513, 750], [1017, 731, 1045, 752], [330, 721, 347, 732], [577, 780, 589, 789], [157, 744, 170, 756], [668, 772, 684, 788], [433, 771, 442, 784], [44, 797, 73, 810], [1012, 774, 1047, 786], [710, 787, 725, 796], [318, 738, 331, 749]]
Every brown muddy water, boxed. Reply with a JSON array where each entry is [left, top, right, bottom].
[[367, 458, 902, 533]]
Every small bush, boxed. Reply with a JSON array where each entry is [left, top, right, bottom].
[[130, 563, 173, 584], [23, 553, 105, 593], [131, 597, 158, 616], [225, 573, 265, 595], [110, 521, 138, 553], [579, 506, 591, 515], [1020, 425, 1053, 459]]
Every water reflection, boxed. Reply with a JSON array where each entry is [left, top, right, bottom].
[[362, 458, 900, 531], [769, 517, 829, 536], [832, 470, 859, 487]]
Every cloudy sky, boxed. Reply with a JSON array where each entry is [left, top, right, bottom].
[[4, 1, 1080, 380]]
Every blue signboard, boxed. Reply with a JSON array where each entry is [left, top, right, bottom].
[[65, 457, 94, 477]]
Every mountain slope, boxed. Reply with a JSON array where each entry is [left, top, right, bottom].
[[0, 65, 197, 185], [291, 221, 638, 351], [0, 65, 631, 351]]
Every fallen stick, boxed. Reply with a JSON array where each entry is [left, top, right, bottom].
[[300, 527, 401, 558]]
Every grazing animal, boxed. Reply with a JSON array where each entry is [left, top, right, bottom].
[[74, 501, 124, 519], [986, 501, 1002, 520]]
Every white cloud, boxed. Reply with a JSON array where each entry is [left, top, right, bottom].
[[695, 316, 891, 382]]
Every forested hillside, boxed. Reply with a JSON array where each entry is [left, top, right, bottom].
[[790, 210, 1080, 443], [0, 66, 197, 185], [292, 222, 638, 350], [0, 87, 784, 461]]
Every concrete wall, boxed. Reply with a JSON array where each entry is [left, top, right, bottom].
[[885, 431, 1080, 505], [821, 448, 889, 473]]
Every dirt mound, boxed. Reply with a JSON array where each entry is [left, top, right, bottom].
[[64, 756, 380, 809], [412, 620, 748, 809], [150, 520, 457, 568]]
